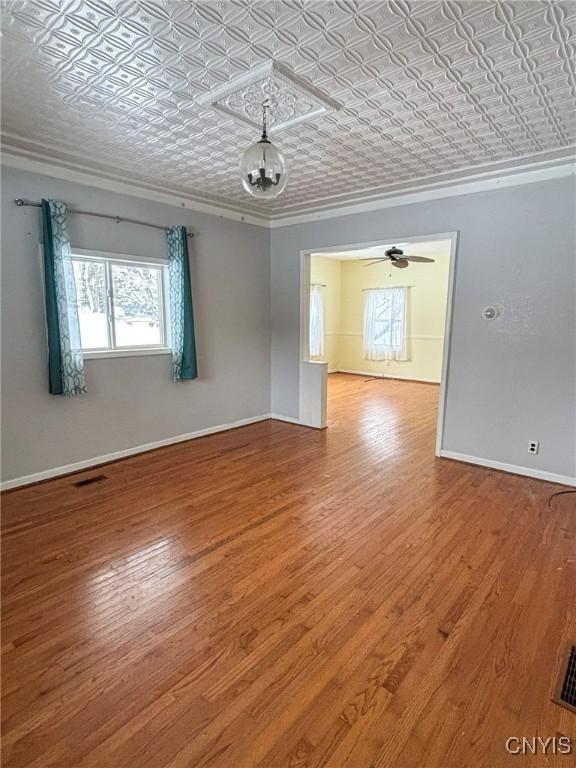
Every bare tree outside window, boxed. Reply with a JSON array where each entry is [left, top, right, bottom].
[[72, 257, 166, 351]]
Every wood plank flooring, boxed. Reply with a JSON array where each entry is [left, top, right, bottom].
[[2, 373, 575, 767]]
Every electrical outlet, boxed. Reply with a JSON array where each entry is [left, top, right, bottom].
[[528, 440, 539, 455]]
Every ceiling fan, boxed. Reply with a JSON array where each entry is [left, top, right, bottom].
[[360, 246, 435, 269]]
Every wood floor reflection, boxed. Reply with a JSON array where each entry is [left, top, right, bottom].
[[2, 374, 574, 768]]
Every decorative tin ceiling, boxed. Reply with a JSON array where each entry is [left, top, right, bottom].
[[1, 0, 575, 217]]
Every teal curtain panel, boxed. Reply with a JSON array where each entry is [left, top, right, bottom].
[[41, 199, 86, 396], [166, 225, 198, 381]]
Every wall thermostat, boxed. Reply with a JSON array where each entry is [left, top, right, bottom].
[[482, 306, 499, 321]]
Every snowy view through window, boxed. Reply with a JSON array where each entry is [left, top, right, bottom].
[[72, 258, 165, 350]]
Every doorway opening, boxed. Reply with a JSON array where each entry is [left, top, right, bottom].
[[300, 233, 457, 454]]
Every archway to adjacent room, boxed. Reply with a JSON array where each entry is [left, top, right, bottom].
[[299, 232, 458, 455]]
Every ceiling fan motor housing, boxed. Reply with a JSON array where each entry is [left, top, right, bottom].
[[385, 246, 404, 260]]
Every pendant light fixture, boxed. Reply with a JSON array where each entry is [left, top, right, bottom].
[[240, 101, 288, 199]]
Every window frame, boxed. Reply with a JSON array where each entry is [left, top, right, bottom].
[[372, 290, 402, 348], [70, 249, 171, 360], [363, 286, 408, 362]]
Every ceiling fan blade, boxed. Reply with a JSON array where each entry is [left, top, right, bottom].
[[361, 259, 390, 267], [392, 258, 409, 268], [404, 255, 435, 263], [357, 256, 390, 262]]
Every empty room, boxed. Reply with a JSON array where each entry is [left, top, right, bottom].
[[308, 238, 452, 436], [1, 2, 575, 767]]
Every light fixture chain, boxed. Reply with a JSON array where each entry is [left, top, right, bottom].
[[262, 99, 269, 140]]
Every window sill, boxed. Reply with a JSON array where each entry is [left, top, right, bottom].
[[84, 348, 172, 360]]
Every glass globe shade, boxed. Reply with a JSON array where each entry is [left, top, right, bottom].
[[240, 137, 288, 199]]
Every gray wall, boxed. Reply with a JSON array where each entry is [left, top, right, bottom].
[[271, 176, 576, 479], [3, 167, 574, 484], [1, 166, 271, 482]]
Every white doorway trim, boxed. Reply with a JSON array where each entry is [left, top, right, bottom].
[[434, 232, 459, 455], [299, 230, 459, 450]]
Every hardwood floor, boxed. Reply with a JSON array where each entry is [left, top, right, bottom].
[[2, 373, 575, 768]]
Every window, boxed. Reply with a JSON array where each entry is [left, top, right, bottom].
[[309, 284, 324, 357], [363, 287, 408, 361], [71, 252, 169, 356]]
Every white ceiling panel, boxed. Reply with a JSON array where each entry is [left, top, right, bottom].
[[1, 0, 575, 216]]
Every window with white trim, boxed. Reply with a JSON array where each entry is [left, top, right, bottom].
[[71, 251, 170, 355]]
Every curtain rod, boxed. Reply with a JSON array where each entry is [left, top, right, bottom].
[[14, 199, 194, 238], [362, 285, 415, 290], [311, 282, 327, 287]]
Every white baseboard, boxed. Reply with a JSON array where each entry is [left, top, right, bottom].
[[271, 413, 326, 429], [6, 417, 572, 492], [439, 450, 576, 487], [0, 414, 271, 491], [336, 368, 439, 384], [270, 413, 304, 426]]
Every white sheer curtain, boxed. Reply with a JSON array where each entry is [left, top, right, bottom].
[[363, 287, 408, 361], [309, 284, 324, 357]]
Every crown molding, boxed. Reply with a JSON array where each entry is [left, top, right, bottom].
[[2, 137, 574, 231], [269, 149, 576, 228], [0, 139, 270, 228], [273, 145, 576, 214]]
